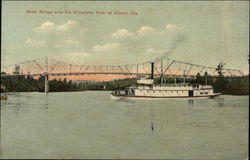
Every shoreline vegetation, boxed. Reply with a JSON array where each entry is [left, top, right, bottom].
[[1, 75, 249, 95]]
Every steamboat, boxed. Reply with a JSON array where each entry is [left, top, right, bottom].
[[111, 63, 221, 99]]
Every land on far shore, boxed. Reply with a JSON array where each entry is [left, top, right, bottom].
[[1, 75, 249, 95]]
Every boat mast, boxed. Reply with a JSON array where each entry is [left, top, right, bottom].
[[183, 70, 186, 83], [160, 60, 163, 84], [205, 71, 208, 85]]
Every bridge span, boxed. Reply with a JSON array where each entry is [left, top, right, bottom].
[[1, 57, 245, 93]]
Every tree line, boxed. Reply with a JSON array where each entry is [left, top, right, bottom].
[[1, 74, 249, 95]]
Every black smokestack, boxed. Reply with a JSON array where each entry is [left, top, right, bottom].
[[151, 62, 154, 79]]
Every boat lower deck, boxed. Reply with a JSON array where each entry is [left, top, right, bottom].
[[110, 93, 221, 100]]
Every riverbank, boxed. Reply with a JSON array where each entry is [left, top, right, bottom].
[[1, 75, 249, 95]]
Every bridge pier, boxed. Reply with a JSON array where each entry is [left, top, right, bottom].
[[44, 75, 49, 93]]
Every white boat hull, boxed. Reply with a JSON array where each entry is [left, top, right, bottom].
[[111, 77, 221, 100], [110, 93, 221, 100]]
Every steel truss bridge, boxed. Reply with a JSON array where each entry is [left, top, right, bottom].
[[1, 57, 244, 78], [1, 56, 245, 93]]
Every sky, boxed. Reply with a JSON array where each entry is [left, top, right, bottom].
[[2, 1, 249, 74]]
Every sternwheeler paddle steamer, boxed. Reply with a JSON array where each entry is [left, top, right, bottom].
[[111, 63, 221, 99]]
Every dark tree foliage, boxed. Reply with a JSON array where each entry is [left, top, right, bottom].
[[1, 76, 81, 92]]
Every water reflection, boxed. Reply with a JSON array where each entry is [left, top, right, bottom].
[[178, 121, 224, 129], [40, 106, 49, 112], [1, 92, 49, 114], [116, 98, 135, 104], [115, 98, 136, 112], [0, 92, 248, 159], [188, 99, 194, 105], [151, 122, 154, 131], [218, 102, 224, 107]]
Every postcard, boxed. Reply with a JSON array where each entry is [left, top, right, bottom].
[[1, 1, 249, 159]]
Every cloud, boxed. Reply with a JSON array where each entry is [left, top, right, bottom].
[[93, 43, 121, 53], [25, 23, 183, 65], [111, 29, 133, 39], [71, 51, 90, 57], [33, 21, 55, 31], [145, 48, 168, 54], [49, 24, 183, 65], [137, 26, 156, 35], [136, 24, 182, 36], [166, 24, 177, 30], [26, 20, 87, 52], [91, 43, 125, 65], [56, 20, 77, 31], [33, 20, 78, 32], [110, 24, 182, 42], [101, 24, 184, 64], [25, 38, 45, 46]]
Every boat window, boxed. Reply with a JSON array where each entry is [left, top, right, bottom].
[[205, 92, 208, 94], [200, 92, 203, 94]]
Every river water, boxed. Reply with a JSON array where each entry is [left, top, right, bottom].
[[0, 91, 248, 159]]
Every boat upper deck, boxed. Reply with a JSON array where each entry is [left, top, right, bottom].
[[135, 78, 213, 91], [135, 83, 213, 91]]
